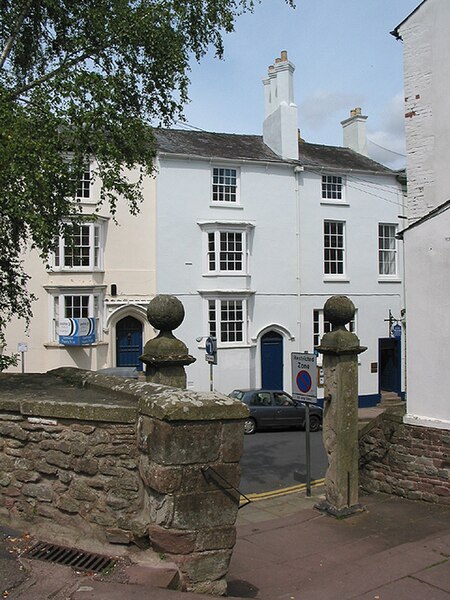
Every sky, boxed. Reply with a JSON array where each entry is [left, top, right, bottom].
[[176, 0, 420, 170]]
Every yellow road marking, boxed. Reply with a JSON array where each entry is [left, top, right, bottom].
[[240, 478, 325, 504]]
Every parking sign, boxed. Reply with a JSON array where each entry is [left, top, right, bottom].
[[291, 352, 317, 403]]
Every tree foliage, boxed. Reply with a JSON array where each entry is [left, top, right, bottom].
[[0, 0, 294, 369]]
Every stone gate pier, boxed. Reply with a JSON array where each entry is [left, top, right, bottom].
[[0, 368, 248, 595]]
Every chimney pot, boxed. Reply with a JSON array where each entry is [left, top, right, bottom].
[[280, 50, 288, 61], [275, 57, 281, 63]]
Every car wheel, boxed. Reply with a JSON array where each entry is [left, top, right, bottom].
[[244, 418, 256, 434], [308, 415, 321, 432]]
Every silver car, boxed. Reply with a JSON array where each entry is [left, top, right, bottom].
[[229, 389, 323, 434]]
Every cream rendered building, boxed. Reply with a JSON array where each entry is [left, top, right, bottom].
[[5, 165, 156, 373]]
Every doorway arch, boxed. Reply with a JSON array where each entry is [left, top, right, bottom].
[[261, 331, 283, 389], [116, 316, 143, 370]]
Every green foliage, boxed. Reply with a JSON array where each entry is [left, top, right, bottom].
[[0, 0, 294, 369]]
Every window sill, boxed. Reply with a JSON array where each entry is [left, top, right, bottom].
[[378, 277, 401, 283], [320, 201, 349, 207], [47, 269, 105, 274], [323, 277, 350, 283], [214, 343, 253, 349], [202, 273, 249, 278], [44, 341, 107, 348], [209, 203, 243, 209]]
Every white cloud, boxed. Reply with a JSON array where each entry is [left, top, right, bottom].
[[299, 90, 364, 132], [367, 92, 406, 169]]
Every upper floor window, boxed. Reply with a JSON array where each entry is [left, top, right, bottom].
[[378, 224, 397, 276], [322, 175, 344, 201], [324, 220, 345, 276], [76, 163, 92, 199], [53, 222, 103, 271], [207, 230, 245, 273], [212, 167, 238, 203]]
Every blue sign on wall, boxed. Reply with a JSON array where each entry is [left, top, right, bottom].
[[59, 318, 96, 346], [391, 323, 402, 340]]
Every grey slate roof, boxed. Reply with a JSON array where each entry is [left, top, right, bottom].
[[154, 128, 394, 174], [154, 129, 283, 163], [298, 141, 393, 173]]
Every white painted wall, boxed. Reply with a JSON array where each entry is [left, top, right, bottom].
[[397, 0, 450, 429], [403, 209, 450, 429], [156, 154, 405, 400], [297, 170, 405, 401], [155, 155, 299, 394], [399, 0, 450, 221]]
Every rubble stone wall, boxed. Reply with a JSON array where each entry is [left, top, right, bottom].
[[0, 369, 248, 595], [359, 412, 450, 505], [0, 415, 144, 536]]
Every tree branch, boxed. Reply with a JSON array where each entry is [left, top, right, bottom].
[[0, 0, 35, 71], [8, 51, 92, 100]]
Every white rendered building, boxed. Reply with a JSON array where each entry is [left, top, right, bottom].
[[393, 0, 450, 429], [154, 53, 405, 403]]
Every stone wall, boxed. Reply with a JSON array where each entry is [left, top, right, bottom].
[[359, 411, 450, 505], [0, 369, 248, 595], [0, 416, 143, 537]]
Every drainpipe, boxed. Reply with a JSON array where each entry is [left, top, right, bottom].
[[294, 165, 304, 347]]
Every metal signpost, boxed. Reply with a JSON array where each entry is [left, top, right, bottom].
[[17, 343, 28, 374], [205, 336, 217, 391], [292, 351, 318, 496]]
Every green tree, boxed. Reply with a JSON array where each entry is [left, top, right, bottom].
[[0, 0, 293, 369]]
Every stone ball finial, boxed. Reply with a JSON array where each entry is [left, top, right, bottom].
[[147, 295, 185, 332], [324, 296, 355, 329]]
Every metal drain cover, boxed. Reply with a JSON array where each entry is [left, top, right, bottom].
[[22, 541, 116, 573]]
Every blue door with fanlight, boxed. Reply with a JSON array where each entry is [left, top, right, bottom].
[[116, 316, 143, 370], [261, 331, 283, 389]]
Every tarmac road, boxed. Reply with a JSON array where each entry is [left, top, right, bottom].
[[240, 429, 327, 495]]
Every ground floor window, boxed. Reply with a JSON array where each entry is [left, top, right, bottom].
[[208, 298, 246, 344], [51, 291, 102, 342], [313, 308, 356, 348]]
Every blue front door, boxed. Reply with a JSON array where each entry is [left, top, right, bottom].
[[261, 331, 283, 389], [116, 316, 143, 370]]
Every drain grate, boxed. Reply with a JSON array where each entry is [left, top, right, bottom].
[[22, 541, 116, 573]]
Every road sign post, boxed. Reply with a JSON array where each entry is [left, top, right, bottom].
[[17, 342, 28, 374], [205, 337, 217, 391], [292, 352, 318, 496]]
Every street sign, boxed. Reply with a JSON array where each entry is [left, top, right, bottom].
[[205, 336, 217, 365], [17, 343, 28, 353], [291, 352, 317, 403], [391, 324, 402, 340]]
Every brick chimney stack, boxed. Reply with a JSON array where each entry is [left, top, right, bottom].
[[341, 107, 368, 156], [262, 51, 299, 160]]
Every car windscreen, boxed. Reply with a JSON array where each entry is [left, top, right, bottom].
[[229, 390, 244, 400]]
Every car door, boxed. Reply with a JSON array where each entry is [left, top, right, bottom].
[[273, 392, 304, 428], [248, 391, 275, 428]]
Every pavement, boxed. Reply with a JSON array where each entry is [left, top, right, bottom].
[[2, 404, 450, 599]]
